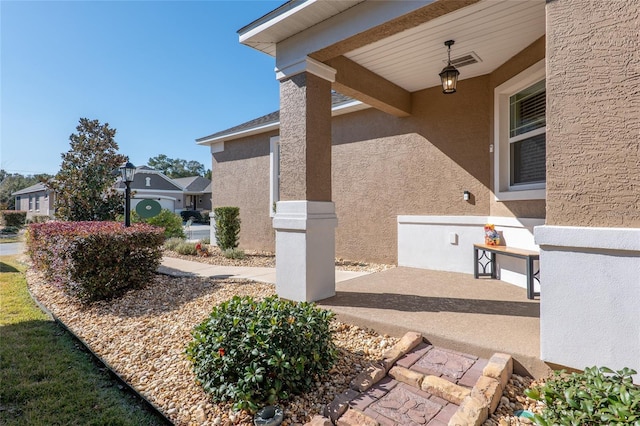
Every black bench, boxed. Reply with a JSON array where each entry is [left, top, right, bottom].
[[473, 243, 540, 300]]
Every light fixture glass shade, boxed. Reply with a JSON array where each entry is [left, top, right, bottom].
[[439, 65, 460, 94], [120, 162, 136, 183]]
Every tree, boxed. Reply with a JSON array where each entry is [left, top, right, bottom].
[[147, 154, 208, 178], [0, 171, 51, 210], [47, 118, 126, 221]]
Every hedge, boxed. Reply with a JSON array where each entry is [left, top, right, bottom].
[[1, 211, 27, 227], [27, 221, 164, 302]]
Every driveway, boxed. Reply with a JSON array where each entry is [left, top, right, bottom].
[[183, 223, 210, 242], [0, 242, 25, 256]]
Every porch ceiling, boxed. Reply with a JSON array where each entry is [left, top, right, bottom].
[[240, 0, 545, 94], [344, 0, 545, 92]]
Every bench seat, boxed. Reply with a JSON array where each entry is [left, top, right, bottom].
[[473, 243, 540, 300]]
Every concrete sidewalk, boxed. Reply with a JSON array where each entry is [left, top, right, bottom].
[[159, 256, 370, 284]]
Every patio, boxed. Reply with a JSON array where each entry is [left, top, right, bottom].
[[318, 267, 549, 379]]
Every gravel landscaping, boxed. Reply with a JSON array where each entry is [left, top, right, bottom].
[[26, 255, 543, 426], [164, 246, 395, 273]]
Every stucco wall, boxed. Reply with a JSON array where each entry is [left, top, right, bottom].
[[209, 43, 551, 263], [332, 76, 491, 263], [546, 2, 640, 227], [212, 132, 277, 251]]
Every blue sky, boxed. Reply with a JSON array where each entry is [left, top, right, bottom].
[[1, 0, 283, 175]]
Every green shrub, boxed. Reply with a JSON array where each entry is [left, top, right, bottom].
[[140, 209, 185, 239], [118, 209, 185, 239], [186, 296, 337, 412], [27, 221, 164, 302], [27, 215, 50, 224], [525, 366, 640, 425], [164, 237, 185, 251], [180, 210, 203, 223], [214, 207, 240, 250], [222, 248, 245, 259], [1, 211, 27, 227], [199, 237, 210, 245], [174, 241, 197, 256]]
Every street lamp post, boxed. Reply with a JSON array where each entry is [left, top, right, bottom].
[[119, 162, 136, 227]]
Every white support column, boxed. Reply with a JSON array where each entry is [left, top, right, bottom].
[[273, 201, 337, 302]]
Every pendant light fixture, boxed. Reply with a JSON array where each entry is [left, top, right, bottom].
[[439, 40, 460, 94]]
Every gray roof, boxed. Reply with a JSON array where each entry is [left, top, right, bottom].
[[172, 176, 211, 193], [12, 182, 48, 196], [196, 92, 354, 142]]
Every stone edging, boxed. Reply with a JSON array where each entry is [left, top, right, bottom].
[[307, 332, 513, 426]]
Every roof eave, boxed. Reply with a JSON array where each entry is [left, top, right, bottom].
[[196, 100, 369, 146]]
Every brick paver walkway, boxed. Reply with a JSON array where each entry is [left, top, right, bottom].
[[335, 343, 489, 425]]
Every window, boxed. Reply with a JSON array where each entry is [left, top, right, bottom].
[[29, 195, 34, 211], [35, 195, 40, 211], [269, 136, 280, 217], [494, 59, 546, 200], [509, 79, 546, 186]]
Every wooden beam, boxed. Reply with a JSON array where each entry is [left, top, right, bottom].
[[326, 56, 411, 117]]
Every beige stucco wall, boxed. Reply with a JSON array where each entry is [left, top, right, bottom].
[[488, 36, 546, 219], [546, 1, 640, 227], [211, 132, 277, 250], [332, 76, 491, 263], [210, 41, 551, 262]]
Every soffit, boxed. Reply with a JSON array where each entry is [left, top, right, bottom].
[[343, 0, 545, 92], [239, 0, 365, 56]]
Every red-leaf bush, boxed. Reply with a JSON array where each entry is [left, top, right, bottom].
[[27, 221, 164, 302]]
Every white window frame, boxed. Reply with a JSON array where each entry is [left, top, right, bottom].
[[35, 195, 40, 211], [28, 195, 34, 211], [494, 59, 546, 201], [269, 136, 280, 217]]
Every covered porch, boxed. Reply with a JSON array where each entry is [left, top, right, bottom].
[[319, 267, 548, 379]]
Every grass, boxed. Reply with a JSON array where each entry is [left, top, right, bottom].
[[0, 255, 169, 425]]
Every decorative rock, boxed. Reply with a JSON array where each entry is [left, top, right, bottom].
[[483, 353, 513, 390], [193, 407, 206, 423], [304, 415, 332, 426], [448, 395, 489, 426], [421, 375, 471, 405], [472, 375, 502, 414], [380, 347, 403, 372], [350, 363, 386, 392], [380, 332, 422, 371], [336, 408, 379, 426], [324, 399, 350, 423], [388, 366, 424, 389]]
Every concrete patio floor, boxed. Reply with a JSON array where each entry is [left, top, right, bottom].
[[317, 267, 550, 379]]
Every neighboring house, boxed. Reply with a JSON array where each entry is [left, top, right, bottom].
[[197, 1, 639, 379], [114, 166, 212, 213], [12, 182, 54, 219], [172, 176, 212, 211]]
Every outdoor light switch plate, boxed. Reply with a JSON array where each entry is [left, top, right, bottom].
[[449, 233, 458, 245]]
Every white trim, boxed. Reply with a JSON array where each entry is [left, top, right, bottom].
[[494, 59, 546, 201], [269, 136, 280, 218], [535, 225, 640, 252], [275, 56, 336, 82]]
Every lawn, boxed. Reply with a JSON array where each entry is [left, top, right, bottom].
[[0, 255, 169, 426]]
